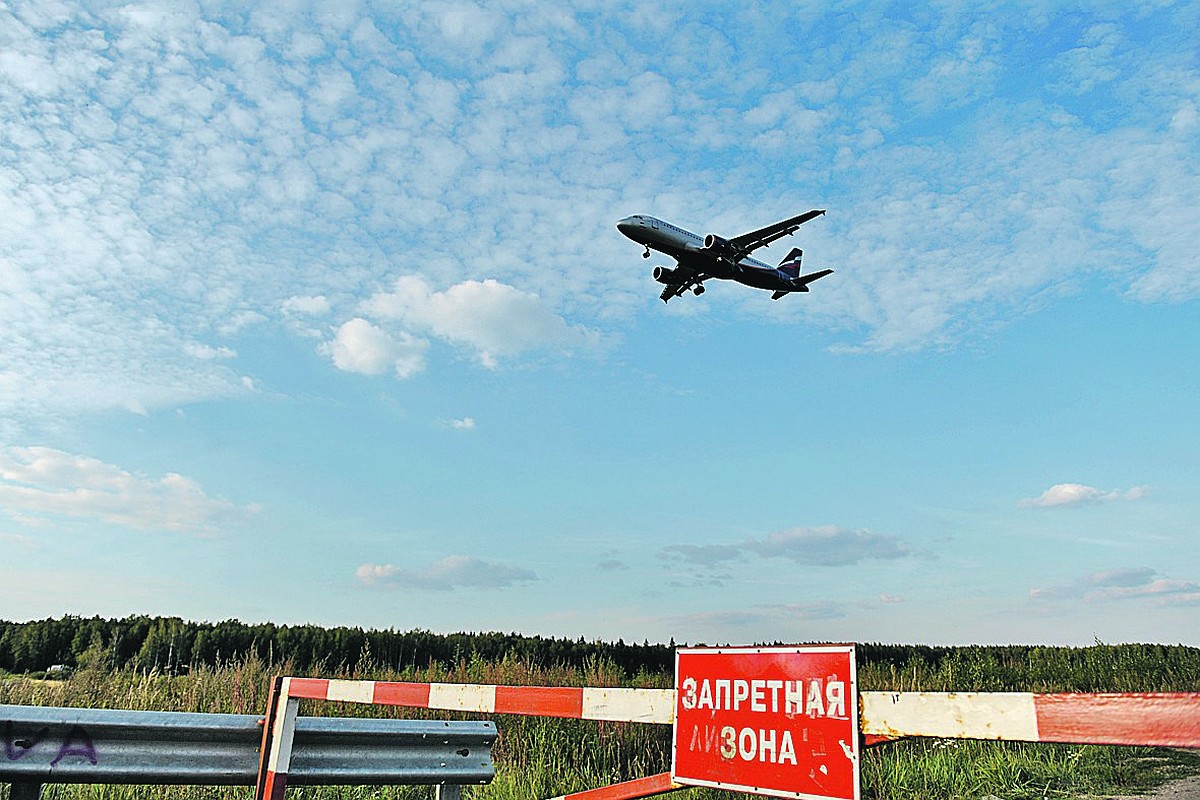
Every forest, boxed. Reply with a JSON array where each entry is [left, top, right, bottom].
[[0, 615, 676, 676], [3, 615, 1199, 693]]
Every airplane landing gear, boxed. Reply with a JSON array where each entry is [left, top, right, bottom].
[[693, 285, 705, 295], [642, 246, 651, 259]]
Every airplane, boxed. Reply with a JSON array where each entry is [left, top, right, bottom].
[[616, 209, 834, 302]]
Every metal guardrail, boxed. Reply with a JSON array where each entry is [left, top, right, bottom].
[[2, 704, 495, 797]]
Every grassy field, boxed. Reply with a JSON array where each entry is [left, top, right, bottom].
[[2, 647, 1198, 799]]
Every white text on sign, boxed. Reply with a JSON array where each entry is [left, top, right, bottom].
[[680, 677, 848, 719], [689, 724, 805, 765]]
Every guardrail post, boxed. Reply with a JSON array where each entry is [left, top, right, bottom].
[[9, 782, 43, 800], [436, 785, 463, 800]]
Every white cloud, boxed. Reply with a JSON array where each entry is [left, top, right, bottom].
[[323, 318, 428, 378], [0, 446, 246, 534], [363, 275, 598, 369], [906, 26, 1002, 113], [355, 555, 537, 591], [426, 3, 504, 55], [448, 417, 476, 430], [3, 5, 1198, 434], [184, 342, 237, 360], [281, 295, 331, 316], [597, 555, 629, 572], [1019, 483, 1148, 508], [1031, 567, 1200, 608], [280, 295, 332, 339], [660, 542, 746, 567], [1053, 23, 1122, 94], [749, 526, 912, 565], [661, 525, 911, 570]]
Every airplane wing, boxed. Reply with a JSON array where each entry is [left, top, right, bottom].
[[727, 209, 825, 255]]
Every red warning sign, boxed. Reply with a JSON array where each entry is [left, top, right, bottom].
[[672, 645, 859, 800]]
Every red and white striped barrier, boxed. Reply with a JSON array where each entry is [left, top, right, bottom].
[[254, 677, 1200, 800], [284, 677, 675, 723], [859, 691, 1200, 748], [254, 677, 677, 800]]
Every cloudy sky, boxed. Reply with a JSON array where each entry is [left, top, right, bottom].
[[3, 3, 1198, 646]]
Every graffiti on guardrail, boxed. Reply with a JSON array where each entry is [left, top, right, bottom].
[[4, 721, 99, 766]]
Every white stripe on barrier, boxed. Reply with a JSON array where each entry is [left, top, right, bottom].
[[581, 687, 675, 724], [860, 691, 1039, 741], [266, 679, 299, 774], [326, 679, 377, 704], [429, 682, 498, 713]]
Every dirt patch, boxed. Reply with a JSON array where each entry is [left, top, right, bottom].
[[1102, 774, 1200, 800]]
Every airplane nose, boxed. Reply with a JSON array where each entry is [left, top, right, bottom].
[[616, 216, 639, 239]]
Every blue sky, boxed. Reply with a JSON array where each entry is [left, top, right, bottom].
[[2, 3, 1198, 646]]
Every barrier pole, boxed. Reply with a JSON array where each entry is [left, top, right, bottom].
[[254, 677, 298, 800], [548, 772, 683, 800], [254, 676, 282, 799]]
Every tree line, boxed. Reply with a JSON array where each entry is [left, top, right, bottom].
[[0, 615, 677, 676], [2, 615, 1197, 692]]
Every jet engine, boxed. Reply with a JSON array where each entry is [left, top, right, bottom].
[[652, 266, 676, 284], [703, 234, 745, 268], [702, 234, 733, 254]]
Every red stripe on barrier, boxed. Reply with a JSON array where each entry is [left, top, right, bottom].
[[558, 772, 680, 799], [863, 733, 900, 747], [1035, 692, 1200, 747], [261, 771, 288, 800], [287, 678, 331, 700], [496, 686, 584, 718], [373, 681, 433, 707]]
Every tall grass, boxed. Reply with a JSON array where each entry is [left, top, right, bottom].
[[857, 739, 1195, 800], [856, 644, 1200, 693], [3, 645, 1198, 799]]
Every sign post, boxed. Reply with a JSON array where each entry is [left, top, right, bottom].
[[672, 645, 859, 800]]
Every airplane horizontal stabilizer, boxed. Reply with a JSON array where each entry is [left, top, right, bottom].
[[795, 268, 833, 286], [773, 268, 834, 299]]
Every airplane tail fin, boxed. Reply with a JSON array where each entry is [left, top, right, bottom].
[[778, 248, 803, 278]]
